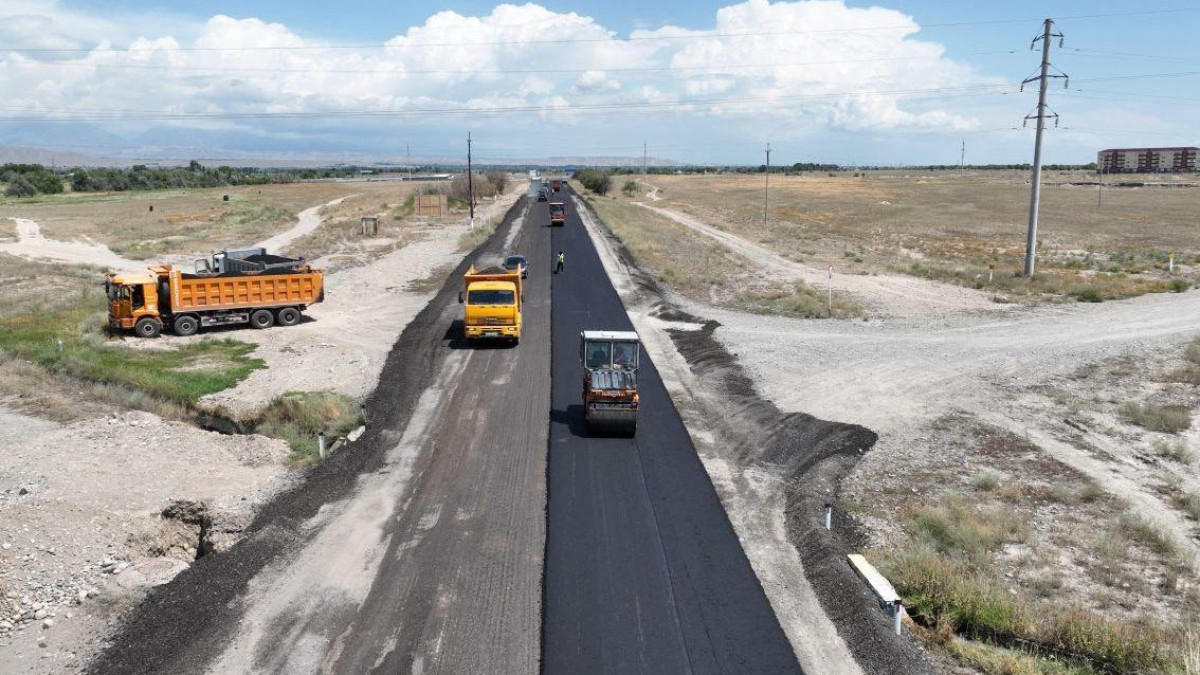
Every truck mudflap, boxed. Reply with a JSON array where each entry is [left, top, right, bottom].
[[586, 402, 638, 436]]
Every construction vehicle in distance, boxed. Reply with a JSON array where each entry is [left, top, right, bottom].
[[459, 264, 522, 344], [107, 249, 324, 337], [581, 330, 641, 436], [549, 201, 567, 226]]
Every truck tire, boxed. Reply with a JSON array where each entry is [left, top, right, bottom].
[[250, 309, 275, 329], [173, 315, 199, 337], [276, 307, 301, 327], [134, 317, 162, 338]]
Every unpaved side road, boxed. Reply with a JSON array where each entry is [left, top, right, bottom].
[[0, 218, 143, 272], [700, 292, 1200, 561], [254, 195, 355, 255], [90, 196, 546, 675], [631, 199, 1005, 321]]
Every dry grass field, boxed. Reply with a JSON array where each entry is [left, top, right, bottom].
[[0, 181, 422, 260], [582, 186, 865, 318], [645, 171, 1200, 302]]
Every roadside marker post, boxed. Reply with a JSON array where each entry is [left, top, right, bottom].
[[824, 503, 832, 530], [827, 266, 833, 317], [892, 600, 903, 635], [1169, 253, 1175, 274], [56, 340, 63, 355], [318, 431, 326, 459]]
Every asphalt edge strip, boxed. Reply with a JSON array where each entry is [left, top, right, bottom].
[[88, 196, 532, 675], [573, 193, 936, 675]]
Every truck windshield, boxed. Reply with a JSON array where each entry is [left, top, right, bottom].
[[467, 289, 515, 306], [550, 205, 565, 215]]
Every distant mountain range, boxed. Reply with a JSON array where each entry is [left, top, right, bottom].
[[0, 143, 679, 169], [0, 122, 680, 168]]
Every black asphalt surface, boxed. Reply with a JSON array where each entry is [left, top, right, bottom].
[[542, 189, 803, 675]]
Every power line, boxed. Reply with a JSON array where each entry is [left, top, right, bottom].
[[4, 7, 1198, 53], [4, 50, 1020, 76]]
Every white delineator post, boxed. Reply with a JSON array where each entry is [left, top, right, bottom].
[[892, 600, 903, 635], [827, 266, 833, 317], [824, 503, 832, 530], [318, 431, 326, 459]]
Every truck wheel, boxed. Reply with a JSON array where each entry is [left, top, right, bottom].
[[173, 315, 199, 337], [250, 309, 274, 329], [276, 307, 301, 327], [134, 317, 162, 338]]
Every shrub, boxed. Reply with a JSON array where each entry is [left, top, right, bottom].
[[251, 391, 363, 463], [1169, 278, 1191, 293], [1119, 402, 1192, 433], [4, 176, 36, 197], [576, 169, 613, 196], [1074, 287, 1104, 303], [622, 180, 637, 197]]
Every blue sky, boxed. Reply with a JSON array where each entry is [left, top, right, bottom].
[[0, 0, 1196, 165]]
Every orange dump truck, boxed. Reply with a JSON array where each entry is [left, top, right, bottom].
[[107, 250, 324, 337]]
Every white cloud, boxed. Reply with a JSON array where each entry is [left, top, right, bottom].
[[0, 0, 1104, 161]]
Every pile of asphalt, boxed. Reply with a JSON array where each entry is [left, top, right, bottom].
[[575, 195, 935, 675], [87, 198, 529, 675]]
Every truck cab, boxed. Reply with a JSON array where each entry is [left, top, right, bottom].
[[459, 265, 523, 343], [580, 330, 640, 436], [106, 269, 165, 336]]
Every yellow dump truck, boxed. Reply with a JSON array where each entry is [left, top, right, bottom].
[[107, 250, 324, 337], [458, 264, 522, 343]]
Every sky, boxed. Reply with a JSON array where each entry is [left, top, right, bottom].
[[0, 0, 1196, 165]]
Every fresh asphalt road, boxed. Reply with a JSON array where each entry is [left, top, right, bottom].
[[88, 188, 803, 675], [542, 189, 802, 674]]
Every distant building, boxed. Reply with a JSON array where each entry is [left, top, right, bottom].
[[1097, 147, 1198, 174]]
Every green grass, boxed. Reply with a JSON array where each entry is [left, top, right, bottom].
[[250, 391, 363, 464], [882, 497, 1186, 674], [732, 282, 864, 319], [0, 288, 264, 404], [1119, 401, 1192, 433]]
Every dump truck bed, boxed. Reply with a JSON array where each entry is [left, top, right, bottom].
[[164, 266, 323, 313]]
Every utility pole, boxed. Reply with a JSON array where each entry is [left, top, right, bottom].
[[406, 142, 412, 182], [959, 139, 965, 175], [763, 142, 771, 223], [643, 141, 648, 181], [1021, 18, 1067, 277], [467, 132, 475, 226]]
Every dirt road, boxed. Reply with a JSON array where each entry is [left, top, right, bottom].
[[91, 198, 548, 675], [0, 217, 142, 271], [701, 291, 1200, 559], [254, 195, 355, 255]]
